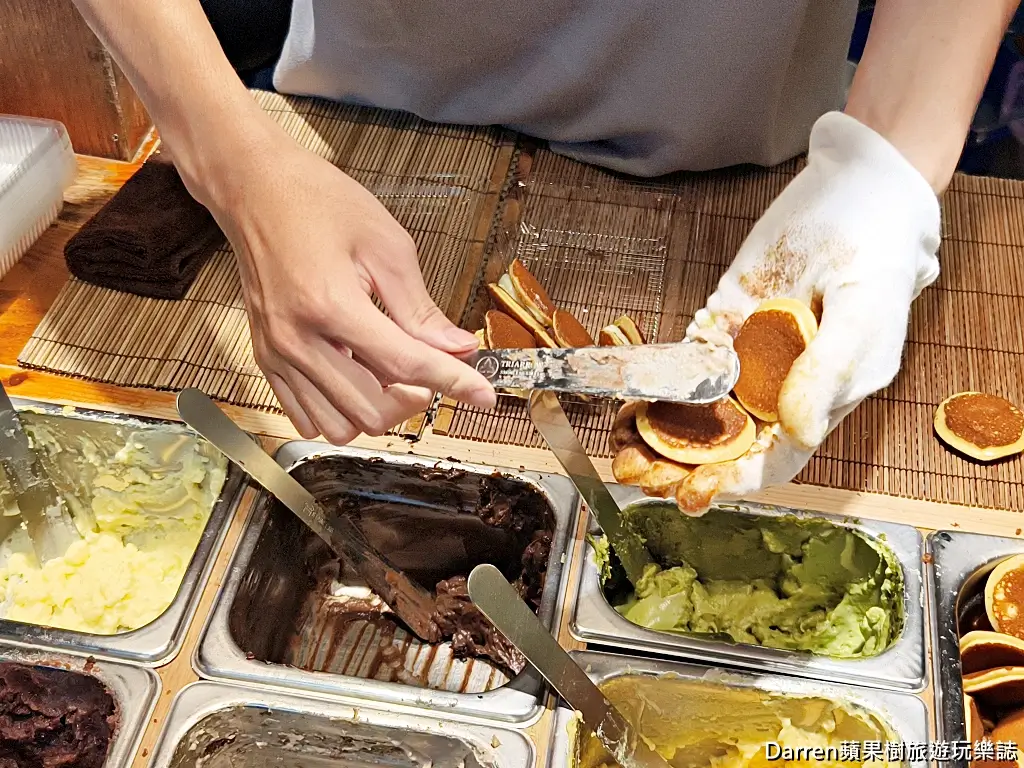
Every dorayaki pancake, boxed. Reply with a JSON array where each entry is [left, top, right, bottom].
[[967, 694, 986, 743], [732, 298, 818, 422], [611, 442, 690, 498], [487, 282, 550, 338], [507, 259, 556, 326], [964, 667, 1024, 709], [612, 442, 659, 485], [533, 328, 560, 348], [991, 710, 1024, 765], [987, 555, 1024, 639], [552, 309, 595, 348], [638, 459, 691, 498], [484, 310, 535, 349], [935, 392, 1024, 461], [614, 314, 646, 345], [635, 397, 756, 465], [961, 631, 1024, 675], [599, 325, 629, 346], [497, 272, 518, 297], [609, 402, 642, 452]]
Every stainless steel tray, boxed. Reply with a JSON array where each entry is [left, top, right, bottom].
[[928, 530, 1024, 768], [0, 643, 160, 767], [195, 441, 580, 725], [570, 487, 926, 691], [148, 680, 535, 767], [0, 398, 247, 665], [548, 650, 931, 768]]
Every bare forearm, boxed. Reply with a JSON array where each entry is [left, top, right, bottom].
[[70, 0, 282, 206], [846, 0, 1018, 192]]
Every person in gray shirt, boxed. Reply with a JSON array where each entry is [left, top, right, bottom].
[[69, 0, 1019, 509]]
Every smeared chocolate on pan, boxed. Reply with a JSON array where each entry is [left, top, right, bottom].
[[233, 456, 556, 682]]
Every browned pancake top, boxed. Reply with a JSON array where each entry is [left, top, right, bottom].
[[944, 393, 1024, 449], [645, 400, 748, 449], [991, 566, 1024, 639], [484, 310, 535, 349], [552, 309, 594, 347], [508, 260, 555, 319], [733, 309, 807, 416]]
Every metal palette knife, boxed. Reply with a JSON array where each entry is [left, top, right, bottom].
[[468, 564, 671, 768], [175, 388, 443, 643], [466, 340, 739, 404], [528, 390, 652, 587], [0, 383, 80, 563]]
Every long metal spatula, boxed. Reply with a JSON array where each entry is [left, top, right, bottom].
[[465, 341, 739, 403], [468, 564, 670, 768], [0, 383, 80, 563], [175, 388, 443, 643], [528, 391, 651, 587]]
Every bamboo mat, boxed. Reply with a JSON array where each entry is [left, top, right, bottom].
[[19, 90, 516, 429], [434, 147, 1024, 511]]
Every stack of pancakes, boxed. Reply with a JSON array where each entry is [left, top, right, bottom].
[[610, 298, 818, 512], [960, 554, 1024, 766], [480, 259, 646, 351], [476, 260, 646, 398]]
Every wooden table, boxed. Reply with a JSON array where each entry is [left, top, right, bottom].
[[0, 152, 1018, 766]]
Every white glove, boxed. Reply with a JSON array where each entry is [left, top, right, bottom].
[[675, 111, 941, 512]]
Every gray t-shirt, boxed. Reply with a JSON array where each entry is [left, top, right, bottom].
[[274, 0, 857, 176]]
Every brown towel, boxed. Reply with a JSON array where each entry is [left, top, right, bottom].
[[64, 155, 225, 300]]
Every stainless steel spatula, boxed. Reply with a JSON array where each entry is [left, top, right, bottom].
[[466, 340, 739, 403], [175, 388, 443, 643], [528, 390, 652, 587], [0, 383, 80, 563], [468, 564, 671, 768]]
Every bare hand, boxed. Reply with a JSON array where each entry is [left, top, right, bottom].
[[201, 140, 496, 442]]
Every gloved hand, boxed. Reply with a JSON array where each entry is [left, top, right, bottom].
[[616, 111, 942, 514]]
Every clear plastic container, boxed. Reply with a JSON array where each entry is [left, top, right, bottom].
[[0, 116, 76, 280]]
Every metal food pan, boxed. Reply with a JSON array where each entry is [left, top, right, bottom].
[[0, 398, 247, 665], [149, 680, 535, 768], [570, 487, 926, 691], [928, 530, 1024, 768], [196, 441, 580, 725], [0, 643, 160, 767], [548, 651, 931, 768]]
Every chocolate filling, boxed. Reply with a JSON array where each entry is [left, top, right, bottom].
[[229, 457, 555, 683], [646, 400, 748, 448]]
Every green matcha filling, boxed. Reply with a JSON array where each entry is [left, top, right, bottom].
[[602, 504, 903, 659]]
